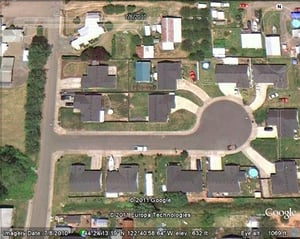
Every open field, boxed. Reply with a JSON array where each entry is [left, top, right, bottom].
[[59, 108, 196, 131], [52, 154, 91, 215], [0, 84, 26, 151], [263, 11, 281, 34], [129, 93, 148, 120]]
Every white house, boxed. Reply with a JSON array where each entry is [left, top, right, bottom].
[[265, 35, 281, 56], [71, 12, 105, 50], [241, 33, 262, 49]]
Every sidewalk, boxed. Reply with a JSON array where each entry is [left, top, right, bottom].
[[177, 79, 211, 102]]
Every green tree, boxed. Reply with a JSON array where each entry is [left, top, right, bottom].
[[126, 4, 136, 12], [28, 35, 51, 70], [104, 21, 113, 31], [80, 46, 111, 61], [181, 39, 193, 52], [73, 16, 80, 24]]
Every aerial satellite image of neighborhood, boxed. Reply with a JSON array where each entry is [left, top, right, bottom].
[[1, 0, 300, 238]]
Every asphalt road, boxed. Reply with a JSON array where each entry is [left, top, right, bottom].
[[3, 0, 252, 230]]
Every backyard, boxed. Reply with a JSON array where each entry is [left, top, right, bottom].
[[61, 60, 88, 78], [129, 93, 148, 120], [102, 93, 129, 121]]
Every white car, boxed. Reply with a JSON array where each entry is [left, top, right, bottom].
[[268, 92, 279, 100], [234, 88, 239, 95], [133, 145, 148, 152]]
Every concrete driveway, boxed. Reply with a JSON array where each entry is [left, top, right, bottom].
[[61, 77, 81, 89], [177, 79, 211, 102], [171, 96, 199, 114], [218, 83, 242, 99], [256, 126, 278, 138], [249, 83, 271, 111]]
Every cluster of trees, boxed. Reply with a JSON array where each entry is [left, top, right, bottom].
[[25, 28, 51, 154], [103, 4, 126, 14], [0, 145, 37, 200], [180, 7, 211, 61], [104, 21, 113, 32], [80, 46, 111, 62]]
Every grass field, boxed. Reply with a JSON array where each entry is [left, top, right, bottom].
[[52, 154, 92, 215], [251, 138, 300, 161], [0, 84, 26, 152], [129, 93, 148, 120], [62, 61, 88, 78], [176, 90, 203, 106], [112, 32, 135, 59], [223, 152, 253, 166], [59, 108, 196, 131], [263, 11, 281, 34]]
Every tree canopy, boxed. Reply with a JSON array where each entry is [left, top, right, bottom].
[[80, 46, 111, 62]]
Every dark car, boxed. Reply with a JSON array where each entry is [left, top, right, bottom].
[[65, 102, 74, 107], [196, 159, 202, 171], [264, 126, 273, 131]]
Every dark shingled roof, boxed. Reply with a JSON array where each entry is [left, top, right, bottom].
[[206, 165, 246, 193], [81, 65, 116, 88], [215, 65, 249, 88], [64, 215, 82, 224], [74, 93, 102, 122], [157, 61, 181, 90], [106, 165, 139, 193], [271, 160, 299, 195], [148, 93, 175, 122], [266, 108, 299, 138], [69, 163, 102, 192], [166, 165, 203, 193], [252, 64, 287, 88]]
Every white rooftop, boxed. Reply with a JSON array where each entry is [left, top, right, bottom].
[[1, 43, 8, 56], [71, 12, 105, 50], [144, 25, 151, 36], [161, 41, 174, 50], [143, 45, 154, 58], [213, 47, 225, 57], [0, 207, 13, 239], [292, 29, 300, 38], [23, 49, 29, 62], [241, 33, 262, 49], [265, 35, 281, 56]]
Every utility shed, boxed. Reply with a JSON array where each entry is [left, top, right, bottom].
[[0, 56, 14, 88], [265, 35, 281, 56], [241, 33, 262, 48]]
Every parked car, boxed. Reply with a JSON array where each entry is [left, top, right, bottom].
[[264, 126, 273, 131], [65, 102, 74, 107], [133, 145, 148, 152], [268, 92, 279, 100], [279, 97, 288, 103], [234, 88, 239, 95], [61, 94, 74, 101], [227, 144, 237, 150], [240, 3, 248, 8]]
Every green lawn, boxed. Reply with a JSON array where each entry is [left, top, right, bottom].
[[129, 93, 148, 120], [251, 138, 300, 161], [176, 90, 203, 106], [102, 93, 129, 121], [263, 11, 281, 34], [112, 32, 137, 59], [59, 108, 197, 131], [223, 152, 253, 166]]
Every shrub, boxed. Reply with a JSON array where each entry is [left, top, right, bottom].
[[104, 21, 113, 31], [126, 4, 136, 12], [73, 16, 80, 24]]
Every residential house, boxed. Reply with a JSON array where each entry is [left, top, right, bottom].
[[0, 206, 13, 239], [73, 93, 103, 122], [265, 35, 281, 56], [0, 56, 14, 88], [161, 16, 182, 50], [252, 64, 287, 88], [105, 164, 139, 198], [215, 64, 249, 88], [241, 33, 263, 49], [57, 214, 92, 228], [69, 163, 102, 192], [81, 65, 116, 88], [266, 108, 299, 138], [148, 93, 175, 122], [206, 164, 246, 195], [271, 160, 299, 195], [135, 45, 154, 59], [71, 12, 105, 50], [157, 61, 181, 90], [135, 61, 151, 83], [166, 165, 203, 193]]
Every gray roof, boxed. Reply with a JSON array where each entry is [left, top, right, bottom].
[[157, 61, 181, 90], [271, 160, 299, 195], [215, 65, 249, 88], [166, 165, 203, 192], [106, 165, 139, 193], [252, 64, 287, 88], [81, 65, 116, 88], [73, 93, 102, 122], [2, 28, 23, 42], [69, 163, 102, 192], [148, 93, 175, 122], [0, 57, 14, 87], [64, 214, 82, 224], [206, 165, 246, 193], [266, 108, 299, 138]]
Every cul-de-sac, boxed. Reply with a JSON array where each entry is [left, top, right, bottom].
[[1, 1, 300, 238]]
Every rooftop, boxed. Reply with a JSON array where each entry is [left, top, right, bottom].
[[215, 64, 249, 88], [241, 33, 262, 49], [265, 35, 281, 56], [148, 93, 175, 122], [135, 61, 151, 82], [2, 28, 23, 42], [161, 16, 182, 43], [0, 56, 14, 87], [271, 160, 299, 195], [166, 165, 203, 192], [206, 165, 246, 193], [252, 64, 287, 88], [74, 93, 102, 122], [157, 61, 181, 90], [81, 65, 116, 88], [69, 163, 102, 192], [266, 108, 299, 138], [106, 165, 139, 193]]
